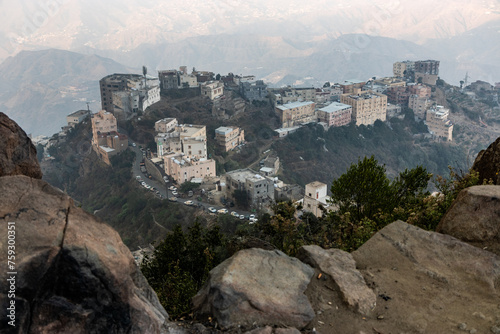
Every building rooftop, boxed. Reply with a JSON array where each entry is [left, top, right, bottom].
[[340, 79, 365, 85], [319, 102, 352, 113], [68, 110, 89, 117], [99, 146, 115, 153], [276, 101, 315, 110], [306, 181, 327, 189], [215, 126, 235, 135]]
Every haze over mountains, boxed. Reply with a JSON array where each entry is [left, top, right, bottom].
[[0, 0, 499, 135]]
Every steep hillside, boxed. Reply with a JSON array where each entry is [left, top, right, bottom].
[[0, 49, 131, 136]]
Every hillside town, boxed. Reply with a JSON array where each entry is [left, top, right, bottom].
[[35, 59, 500, 218]]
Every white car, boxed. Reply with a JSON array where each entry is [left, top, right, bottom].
[[217, 208, 228, 214], [168, 197, 177, 202], [239, 215, 245, 220], [168, 186, 176, 191], [249, 214, 256, 220], [230, 211, 239, 217], [208, 207, 217, 213], [184, 200, 194, 206], [172, 191, 178, 196]]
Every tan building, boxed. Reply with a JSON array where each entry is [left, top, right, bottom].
[[340, 91, 387, 126], [303, 181, 332, 217], [66, 110, 89, 127], [276, 101, 316, 128], [339, 79, 366, 94], [373, 77, 406, 88], [156, 122, 207, 159], [317, 102, 352, 128], [415, 72, 438, 86], [201, 81, 224, 100], [409, 95, 432, 119], [426, 105, 453, 141], [215, 126, 245, 152], [155, 118, 178, 133], [164, 154, 216, 184], [393, 61, 415, 78], [91, 110, 128, 165]]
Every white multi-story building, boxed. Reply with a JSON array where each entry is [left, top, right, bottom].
[[426, 105, 453, 141]]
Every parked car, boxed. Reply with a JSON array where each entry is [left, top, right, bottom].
[[184, 200, 194, 206], [230, 211, 239, 217], [168, 197, 177, 202], [217, 208, 228, 214], [172, 191, 178, 196], [239, 215, 245, 220], [208, 207, 217, 213], [168, 186, 176, 191], [249, 214, 256, 220]]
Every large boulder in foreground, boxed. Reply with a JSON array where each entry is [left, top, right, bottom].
[[346, 221, 500, 334], [437, 185, 500, 243], [0, 112, 42, 179], [192, 248, 315, 330], [472, 136, 500, 184], [0, 175, 172, 333], [297, 245, 376, 315]]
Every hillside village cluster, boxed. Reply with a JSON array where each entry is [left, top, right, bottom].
[[40, 59, 499, 216]]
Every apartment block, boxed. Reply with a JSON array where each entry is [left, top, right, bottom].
[[66, 110, 90, 127], [224, 168, 276, 206], [339, 79, 366, 94], [158, 67, 198, 90], [408, 84, 431, 98], [91, 110, 128, 165], [303, 181, 332, 217], [276, 101, 316, 128], [340, 91, 387, 126], [163, 153, 216, 184], [156, 122, 207, 160], [99, 73, 160, 117], [155, 118, 178, 133], [317, 102, 352, 128], [215, 126, 245, 152], [201, 80, 224, 100], [409, 95, 432, 120], [426, 105, 453, 141], [239, 80, 268, 101], [415, 60, 440, 75], [386, 86, 411, 105], [373, 77, 406, 88], [393, 61, 415, 78]]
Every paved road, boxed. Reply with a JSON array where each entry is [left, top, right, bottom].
[[129, 143, 254, 219]]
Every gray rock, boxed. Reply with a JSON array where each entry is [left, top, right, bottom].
[[274, 328, 301, 334], [192, 248, 315, 330], [244, 327, 273, 334], [0, 112, 42, 179], [298, 245, 376, 315], [472, 136, 500, 185], [492, 325, 500, 334], [0, 175, 170, 333], [437, 185, 500, 242]]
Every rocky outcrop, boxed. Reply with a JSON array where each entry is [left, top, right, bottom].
[[297, 245, 376, 315], [437, 185, 500, 242], [0, 175, 172, 333], [348, 220, 500, 334], [192, 248, 315, 330], [0, 112, 42, 179], [472, 136, 500, 184]]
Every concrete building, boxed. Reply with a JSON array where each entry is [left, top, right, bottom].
[[91, 110, 128, 165], [156, 122, 207, 160], [201, 81, 224, 100], [393, 61, 415, 78], [408, 84, 431, 98], [386, 86, 411, 105], [158, 67, 198, 90], [99, 73, 160, 117], [415, 60, 440, 75], [317, 102, 352, 128], [260, 155, 280, 176], [66, 110, 90, 127], [340, 91, 387, 126], [224, 169, 276, 206], [164, 153, 216, 184], [240, 80, 268, 101], [269, 87, 316, 106], [276, 101, 316, 128], [426, 105, 453, 141], [339, 80, 366, 94], [373, 77, 406, 88], [303, 181, 332, 217], [409, 95, 432, 120], [215, 126, 245, 152], [155, 118, 178, 133]]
